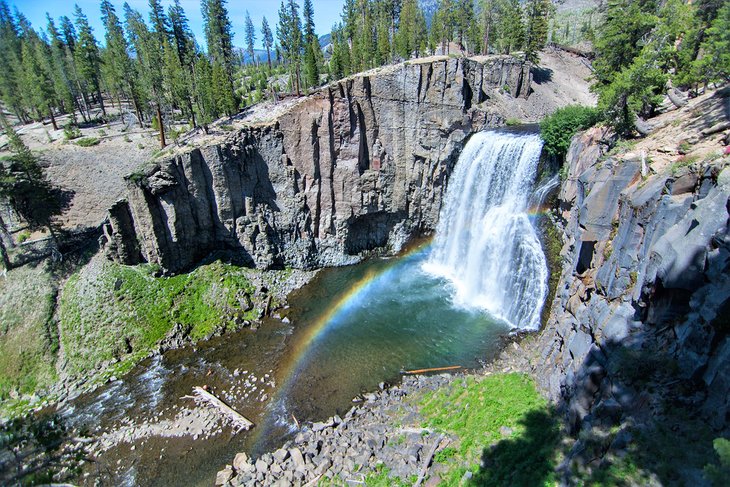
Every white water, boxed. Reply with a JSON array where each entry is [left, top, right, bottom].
[[425, 130, 549, 330]]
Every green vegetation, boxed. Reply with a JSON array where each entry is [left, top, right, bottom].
[[59, 259, 258, 379], [63, 124, 81, 141], [1, 0, 561, 148], [16, 230, 30, 243], [705, 438, 730, 486], [418, 373, 559, 486], [75, 136, 99, 147], [0, 121, 64, 269], [593, 0, 730, 135], [538, 217, 563, 325], [540, 105, 601, 160], [670, 155, 700, 176], [0, 262, 58, 403]]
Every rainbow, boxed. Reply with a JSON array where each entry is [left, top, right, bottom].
[[250, 240, 431, 448]]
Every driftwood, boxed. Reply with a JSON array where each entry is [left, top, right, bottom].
[[666, 88, 688, 108], [413, 435, 448, 487], [634, 116, 653, 136], [701, 121, 730, 137], [187, 386, 253, 432], [548, 42, 595, 59], [403, 365, 462, 375]]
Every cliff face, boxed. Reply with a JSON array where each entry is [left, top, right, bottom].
[[519, 87, 730, 476], [105, 56, 532, 272]]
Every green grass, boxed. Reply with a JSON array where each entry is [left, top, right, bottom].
[[418, 373, 560, 486], [58, 259, 258, 379], [669, 155, 700, 176], [75, 137, 100, 147], [0, 263, 58, 404]]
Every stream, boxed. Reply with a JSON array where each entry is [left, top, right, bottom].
[[59, 129, 549, 486]]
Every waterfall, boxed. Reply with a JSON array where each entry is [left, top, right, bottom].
[[425, 130, 548, 331]]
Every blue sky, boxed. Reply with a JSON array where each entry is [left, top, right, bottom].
[[9, 0, 345, 50]]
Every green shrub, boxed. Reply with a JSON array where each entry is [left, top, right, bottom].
[[506, 118, 522, 126], [75, 137, 100, 147], [63, 123, 81, 141], [16, 230, 30, 243], [540, 105, 601, 159], [705, 438, 730, 486], [221, 124, 234, 132]]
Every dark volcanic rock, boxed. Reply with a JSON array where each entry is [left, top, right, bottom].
[[105, 56, 533, 273]]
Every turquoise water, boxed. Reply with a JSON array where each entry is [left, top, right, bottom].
[[265, 243, 512, 433]]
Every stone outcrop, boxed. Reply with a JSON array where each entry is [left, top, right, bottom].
[[105, 56, 532, 273], [524, 90, 730, 477]]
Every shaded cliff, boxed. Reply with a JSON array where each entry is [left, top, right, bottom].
[[505, 87, 730, 481], [104, 54, 591, 273]]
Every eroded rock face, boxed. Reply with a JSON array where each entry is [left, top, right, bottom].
[[533, 125, 730, 468], [105, 56, 531, 272]]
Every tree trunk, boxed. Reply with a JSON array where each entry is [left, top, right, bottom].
[[266, 48, 272, 70], [97, 88, 107, 117], [483, 22, 491, 54], [49, 108, 58, 131], [188, 100, 196, 129], [0, 213, 11, 270], [156, 104, 166, 148], [131, 96, 144, 128], [0, 232, 9, 270], [295, 66, 301, 96], [77, 89, 90, 122]]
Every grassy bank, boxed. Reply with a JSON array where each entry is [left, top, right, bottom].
[[0, 262, 58, 404], [417, 373, 560, 486], [58, 258, 261, 381]]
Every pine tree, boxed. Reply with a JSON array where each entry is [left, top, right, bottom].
[[18, 31, 56, 128], [73, 5, 105, 117], [329, 24, 351, 80], [100, 0, 143, 125], [192, 53, 216, 132], [261, 16, 274, 70], [499, 0, 525, 54], [202, 0, 234, 75], [692, 1, 730, 83], [244, 11, 256, 66], [46, 15, 77, 122], [168, 0, 194, 66], [431, 0, 455, 54], [201, 0, 236, 110], [124, 3, 167, 146], [148, 0, 169, 43], [277, 0, 303, 95], [211, 60, 235, 115], [167, 0, 197, 126], [303, 0, 320, 89], [524, 0, 553, 63], [395, 0, 427, 60], [0, 117, 64, 245], [0, 2, 24, 122], [59, 14, 90, 122]]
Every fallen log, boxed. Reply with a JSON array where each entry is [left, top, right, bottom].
[[414, 435, 448, 487], [189, 386, 253, 432], [403, 365, 462, 375], [701, 121, 730, 137]]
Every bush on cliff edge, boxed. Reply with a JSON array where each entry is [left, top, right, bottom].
[[540, 105, 601, 161]]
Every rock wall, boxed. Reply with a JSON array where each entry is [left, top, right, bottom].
[[529, 116, 729, 475], [106, 56, 531, 273]]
